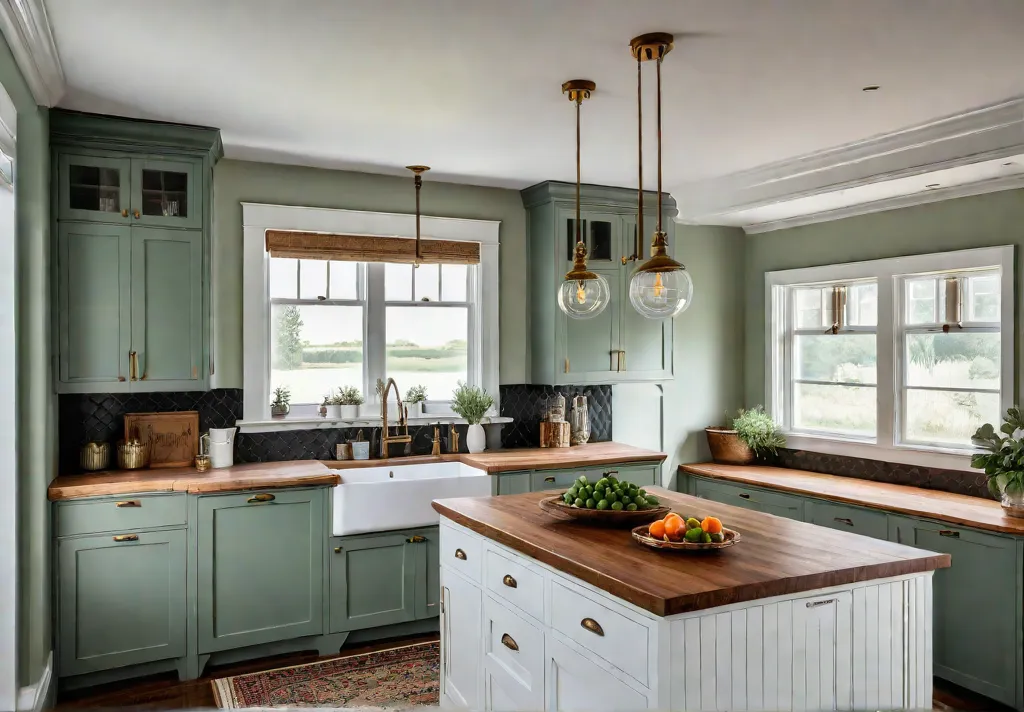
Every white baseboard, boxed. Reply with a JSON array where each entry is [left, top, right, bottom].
[[17, 651, 51, 712]]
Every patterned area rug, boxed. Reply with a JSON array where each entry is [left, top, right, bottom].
[[211, 641, 440, 709]]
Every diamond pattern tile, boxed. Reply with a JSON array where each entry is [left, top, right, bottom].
[[499, 384, 611, 448]]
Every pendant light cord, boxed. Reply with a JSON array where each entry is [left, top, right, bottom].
[[636, 57, 643, 261], [576, 93, 582, 247], [656, 55, 662, 236], [414, 173, 422, 265]]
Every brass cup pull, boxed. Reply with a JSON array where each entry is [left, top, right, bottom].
[[544, 476, 556, 483], [581, 618, 604, 636], [247, 493, 276, 503], [603, 470, 618, 477], [113, 534, 138, 543], [834, 517, 854, 526], [500, 633, 519, 652], [939, 530, 960, 538], [406, 535, 426, 544], [502, 574, 517, 589], [454, 548, 467, 560], [115, 500, 141, 508], [738, 493, 751, 499], [120, 208, 129, 218]]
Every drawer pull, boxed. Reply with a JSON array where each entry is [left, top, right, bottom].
[[502, 574, 517, 589], [806, 598, 836, 608], [454, 548, 467, 560], [406, 535, 426, 544], [113, 534, 138, 543], [580, 618, 604, 636], [115, 500, 141, 508], [738, 493, 751, 500], [603, 470, 618, 477], [833, 517, 854, 526], [544, 476, 556, 483], [500, 633, 519, 652], [939, 530, 960, 538], [333, 547, 342, 553], [247, 493, 275, 503]]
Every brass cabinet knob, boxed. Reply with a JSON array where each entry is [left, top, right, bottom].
[[454, 548, 466, 560], [121, 208, 128, 218], [502, 574, 517, 589], [580, 617, 604, 636], [500, 633, 519, 652], [333, 546, 342, 553], [406, 535, 426, 544], [247, 493, 276, 503], [132, 210, 140, 219], [113, 534, 139, 543]]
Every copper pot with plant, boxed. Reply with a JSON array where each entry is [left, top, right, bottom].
[[706, 406, 785, 465]]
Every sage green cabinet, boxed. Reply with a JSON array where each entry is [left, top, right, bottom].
[[692, 477, 805, 520], [805, 499, 888, 540], [58, 153, 131, 223], [131, 157, 201, 229], [522, 182, 675, 385], [57, 529, 186, 676], [889, 515, 1022, 707], [329, 531, 419, 632], [57, 222, 132, 388], [197, 489, 325, 653]]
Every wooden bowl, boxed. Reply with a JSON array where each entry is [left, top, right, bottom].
[[631, 524, 742, 552], [538, 495, 670, 527]]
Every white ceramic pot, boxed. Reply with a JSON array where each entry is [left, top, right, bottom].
[[325, 405, 342, 419], [408, 401, 423, 419], [340, 404, 360, 420], [466, 423, 486, 454]]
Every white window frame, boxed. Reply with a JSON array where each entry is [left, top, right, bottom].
[[240, 202, 500, 431], [766, 245, 1014, 471]]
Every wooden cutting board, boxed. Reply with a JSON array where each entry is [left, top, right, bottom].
[[124, 411, 200, 469]]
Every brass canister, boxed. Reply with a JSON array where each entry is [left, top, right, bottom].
[[79, 442, 110, 471], [194, 454, 211, 472], [117, 440, 150, 470]]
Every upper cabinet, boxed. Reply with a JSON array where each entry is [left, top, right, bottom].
[[523, 182, 674, 385], [51, 110, 222, 393]]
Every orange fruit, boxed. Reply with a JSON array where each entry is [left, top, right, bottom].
[[664, 516, 685, 541], [664, 512, 683, 525], [648, 520, 666, 539], [701, 516, 723, 534]]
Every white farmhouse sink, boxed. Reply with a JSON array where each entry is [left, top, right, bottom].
[[331, 461, 491, 536]]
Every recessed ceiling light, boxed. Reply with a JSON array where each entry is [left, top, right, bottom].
[[925, 183, 941, 189], [862, 85, 880, 92]]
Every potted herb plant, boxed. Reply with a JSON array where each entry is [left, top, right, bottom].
[[451, 381, 494, 454], [706, 406, 785, 465], [971, 407, 1024, 518], [270, 386, 291, 418], [337, 386, 364, 420], [405, 384, 427, 418], [321, 391, 343, 419]]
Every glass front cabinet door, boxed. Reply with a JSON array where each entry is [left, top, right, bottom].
[[130, 158, 201, 229], [58, 153, 132, 222]]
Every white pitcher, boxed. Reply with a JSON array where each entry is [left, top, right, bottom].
[[208, 427, 237, 469]]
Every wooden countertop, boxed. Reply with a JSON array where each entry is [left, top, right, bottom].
[[432, 487, 949, 617], [680, 463, 1024, 536], [48, 461, 338, 501]]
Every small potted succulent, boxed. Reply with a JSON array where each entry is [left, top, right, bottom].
[[337, 386, 364, 420], [321, 392, 343, 419], [451, 381, 494, 454], [405, 384, 427, 418], [706, 406, 785, 465], [270, 386, 291, 418], [971, 407, 1024, 518]]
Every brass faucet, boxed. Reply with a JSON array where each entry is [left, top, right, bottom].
[[379, 377, 412, 458], [449, 423, 460, 453]]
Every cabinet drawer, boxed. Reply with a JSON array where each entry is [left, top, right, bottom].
[[693, 478, 804, 520], [549, 579, 649, 686], [57, 493, 187, 537], [807, 500, 888, 540], [483, 595, 545, 711], [484, 547, 544, 622], [441, 522, 482, 583]]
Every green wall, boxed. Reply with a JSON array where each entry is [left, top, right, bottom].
[[211, 159, 529, 387], [0, 33, 53, 691], [744, 189, 1024, 407]]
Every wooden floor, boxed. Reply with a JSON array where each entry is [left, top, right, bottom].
[[54, 632, 1011, 712]]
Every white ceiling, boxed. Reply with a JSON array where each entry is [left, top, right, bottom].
[[47, 0, 1024, 198]]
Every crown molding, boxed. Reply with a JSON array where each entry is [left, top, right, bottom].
[[674, 96, 1024, 224], [743, 172, 1024, 235], [0, 0, 64, 107]]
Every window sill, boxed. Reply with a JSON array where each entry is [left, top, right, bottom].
[[781, 433, 979, 473], [237, 415, 513, 434]]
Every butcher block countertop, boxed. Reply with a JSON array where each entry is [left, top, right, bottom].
[[459, 442, 665, 473], [431, 487, 950, 617], [48, 460, 338, 501], [681, 463, 1024, 536]]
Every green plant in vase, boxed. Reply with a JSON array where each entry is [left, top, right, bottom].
[[451, 381, 494, 453], [405, 384, 428, 418], [971, 407, 1024, 517], [270, 386, 291, 418]]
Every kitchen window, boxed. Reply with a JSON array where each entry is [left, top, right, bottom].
[[766, 246, 1013, 469], [240, 202, 500, 428]]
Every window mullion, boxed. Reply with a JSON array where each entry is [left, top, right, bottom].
[[877, 275, 896, 447], [366, 263, 385, 404]]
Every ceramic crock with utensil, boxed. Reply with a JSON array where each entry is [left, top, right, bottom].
[[208, 427, 236, 469]]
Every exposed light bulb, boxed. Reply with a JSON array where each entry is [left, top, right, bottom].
[[653, 273, 664, 299], [576, 281, 587, 304]]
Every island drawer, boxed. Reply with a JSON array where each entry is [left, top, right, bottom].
[[440, 522, 482, 583], [56, 493, 188, 537], [484, 547, 544, 622], [483, 594, 545, 710], [550, 579, 649, 687]]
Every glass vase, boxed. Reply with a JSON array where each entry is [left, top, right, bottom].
[[1001, 488, 1024, 518]]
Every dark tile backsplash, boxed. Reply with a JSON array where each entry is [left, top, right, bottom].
[[59, 385, 612, 471], [499, 384, 611, 448], [775, 448, 990, 499]]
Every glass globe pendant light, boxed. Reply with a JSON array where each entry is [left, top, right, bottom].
[[628, 33, 693, 320], [557, 79, 610, 320]]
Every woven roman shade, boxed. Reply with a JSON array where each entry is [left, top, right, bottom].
[[264, 230, 480, 265]]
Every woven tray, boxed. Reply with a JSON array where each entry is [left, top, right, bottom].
[[631, 524, 742, 552], [538, 495, 670, 528]]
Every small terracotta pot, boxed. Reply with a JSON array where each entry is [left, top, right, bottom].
[[705, 428, 755, 465]]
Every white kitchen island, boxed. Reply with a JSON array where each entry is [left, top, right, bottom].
[[432, 487, 949, 712]]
